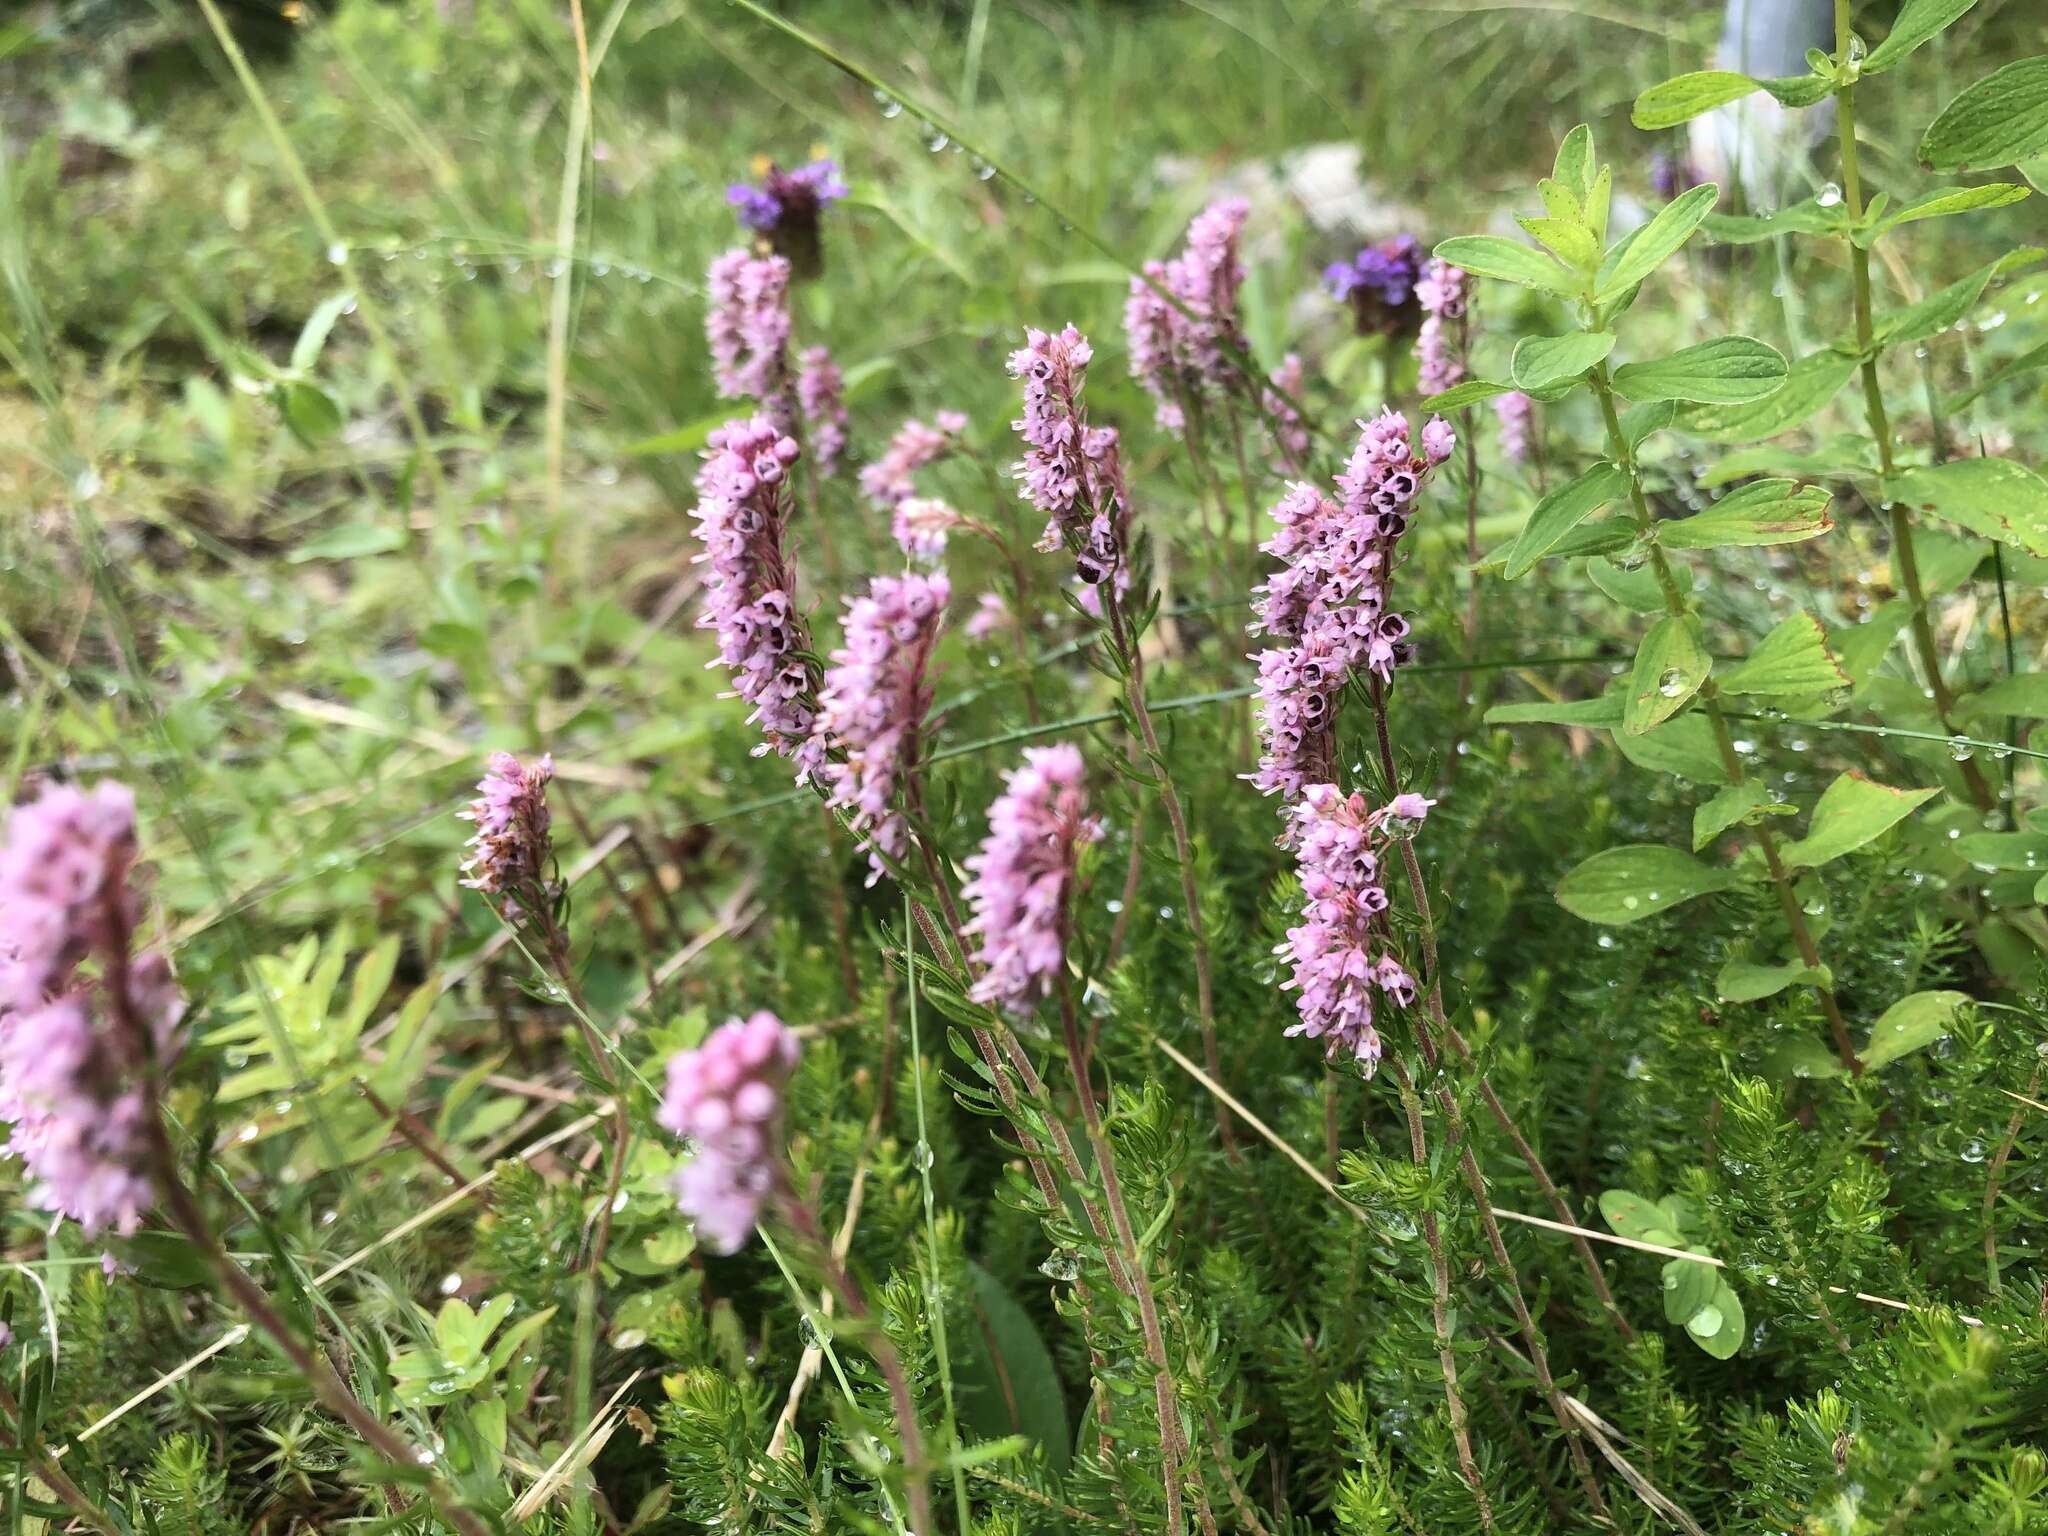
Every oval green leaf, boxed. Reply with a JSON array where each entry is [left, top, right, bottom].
[[1886, 458, 2048, 556], [1556, 844, 1741, 925], [1624, 615, 1710, 735], [1594, 183, 1719, 304], [1779, 771, 1940, 869], [1510, 331, 1616, 392], [1921, 56, 2048, 172], [1433, 235, 1576, 294], [1503, 462, 1628, 580], [1612, 336, 1789, 404]]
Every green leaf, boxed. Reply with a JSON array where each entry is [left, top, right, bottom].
[[1556, 844, 1741, 925], [1869, 258, 2005, 350], [1599, 1189, 1669, 1241], [1511, 331, 1616, 392], [1586, 552, 1678, 612], [1694, 782, 1771, 850], [1594, 183, 1719, 304], [1864, 0, 1981, 74], [1517, 215, 1601, 272], [1717, 956, 1830, 1003], [288, 521, 407, 562], [1766, 1034, 1851, 1079], [1663, 1254, 1720, 1323], [1677, 347, 1859, 443], [1780, 771, 1940, 869], [1689, 1282, 1746, 1359], [1886, 458, 2048, 556], [623, 410, 729, 456], [1621, 399, 1679, 451], [1485, 695, 1625, 728], [1920, 56, 2048, 172], [1953, 831, 2048, 870], [291, 290, 355, 373], [1716, 612, 1849, 696], [1553, 123, 1596, 203], [1703, 198, 1847, 245], [1865, 182, 2030, 242], [1862, 990, 1973, 1069], [1420, 378, 1514, 412], [1503, 463, 1629, 579], [955, 1262, 1070, 1474], [1632, 71, 1761, 130], [1954, 672, 2048, 722], [1615, 710, 1735, 785], [1433, 235, 1576, 294], [279, 380, 343, 447], [1613, 336, 1789, 404], [1662, 479, 1834, 549], [1625, 615, 1710, 735]]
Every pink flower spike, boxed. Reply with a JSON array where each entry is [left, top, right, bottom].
[[705, 249, 794, 418], [660, 1010, 800, 1255], [962, 744, 1102, 1016]]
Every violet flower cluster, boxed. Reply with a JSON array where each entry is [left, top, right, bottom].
[[1009, 325, 1125, 591], [705, 249, 793, 410], [1124, 197, 1250, 430], [797, 347, 849, 478], [690, 416, 824, 777], [460, 752, 557, 920], [1247, 409, 1454, 807], [659, 1010, 800, 1255], [816, 571, 951, 883], [1277, 786, 1432, 1069], [727, 159, 847, 233], [1494, 390, 1535, 465], [1324, 234, 1422, 336], [860, 411, 968, 509], [962, 744, 1101, 1016], [0, 782, 184, 1235], [1413, 259, 1471, 398]]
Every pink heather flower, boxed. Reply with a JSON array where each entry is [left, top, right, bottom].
[[1009, 326, 1126, 592], [965, 591, 1011, 641], [1247, 411, 1452, 812], [1413, 259, 1471, 398], [1494, 390, 1534, 464], [797, 347, 848, 477], [816, 571, 951, 883], [1276, 784, 1429, 1068], [1124, 197, 1250, 429], [0, 782, 185, 1235], [459, 752, 555, 917], [690, 416, 823, 778], [659, 1011, 799, 1255], [1263, 353, 1311, 470], [705, 249, 793, 412], [892, 497, 962, 563], [859, 411, 968, 508], [962, 744, 1102, 1016]]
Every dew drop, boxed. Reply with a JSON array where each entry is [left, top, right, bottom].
[[325, 241, 348, 266], [1816, 182, 1842, 208]]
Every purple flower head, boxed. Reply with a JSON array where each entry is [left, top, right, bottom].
[[727, 160, 848, 277], [1649, 151, 1701, 201], [1326, 235, 1423, 336], [1493, 390, 1535, 465], [705, 249, 793, 415], [816, 570, 951, 883], [690, 416, 823, 778], [1262, 353, 1311, 471], [1413, 259, 1472, 398], [1247, 411, 1452, 814], [0, 782, 185, 1235], [1010, 326, 1127, 590], [459, 752, 556, 919], [659, 1010, 800, 1254], [1125, 198, 1251, 431], [860, 412, 968, 509], [797, 347, 848, 478], [1276, 783, 1426, 1069], [962, 744, 1102, 1016]]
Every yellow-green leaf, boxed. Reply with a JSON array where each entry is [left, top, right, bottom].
[[1779, 772, 1940, 869]]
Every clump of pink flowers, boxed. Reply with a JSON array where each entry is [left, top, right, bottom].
[[1413, 259, 1471, 398], [892, 496, 962, 562], [816, 571, 951, 882], [460, 752, 556, 918], [1277, 786, 1432, 1069], [0, 782, 184, 1235], [706, 250, 793, 409], [690, 416, 823, 777], [1247, 410, 1453, 808], [1124, 197, 1250, 430], [962, 744, 1101, 1016], [965, 591, 1011, 642], [1009, 326, 1126, 592], [797, 347, 848, 477], [860, 412, 968, 508], [659, 1011, 800, 1254], [1494, 390, 1534, 464]]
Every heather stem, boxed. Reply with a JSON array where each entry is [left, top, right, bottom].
[[1587, 363, 1861, 1073], [532, 902, 632, 1275], [1830, 0, 1996, 814], [1054, 965, 1189, 1536]]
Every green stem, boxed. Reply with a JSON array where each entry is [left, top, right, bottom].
[[1831, 0, 1996, 812], [1589, 365, 1861, 1074]]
